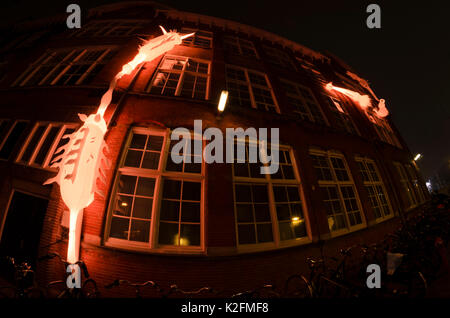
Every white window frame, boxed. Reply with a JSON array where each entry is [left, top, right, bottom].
[[225, 65, 280, 113], [104, 126, 205, 254], [310, 149, 366, 237], [15, 122, 78, 169], [355, 156, 394, 222], [232, 140, 311, 253], [13, 46, 116, 87], [146, 55, 211, 100]]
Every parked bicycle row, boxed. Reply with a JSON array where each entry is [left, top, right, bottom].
[[1, 195, 448, 298]]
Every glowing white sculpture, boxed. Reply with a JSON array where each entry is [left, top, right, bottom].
[[325, 82, 389, 118], [44, 26, 194, 263]]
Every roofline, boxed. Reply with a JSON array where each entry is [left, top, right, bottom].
[[154, 8, 329, 62]]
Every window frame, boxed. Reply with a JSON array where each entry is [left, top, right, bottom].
[[104, 126, 206, 254], [69, 20, 147, 38], [262, 45, 296, 69], [369, 114, 402, 148], [146, 55, 211, 100], [180, 28, 213, 49], [232, 140, 312, 253], [15, 122, 78, 169], [223, 36, 259, 58], [355, 156, 394, 222], [13, 46, 116, 87], [325, 95, 360, 135], [394, 162, 418, 210], [0, 119, 30, 161], [280, 78, 328, 125], [310, 149, 366, 237], [225, 65, 280, 113]]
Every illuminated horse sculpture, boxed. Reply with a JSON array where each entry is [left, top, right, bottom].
[[44, 26, 194, 263]]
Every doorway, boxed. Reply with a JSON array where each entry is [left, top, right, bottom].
[[0, 191, 48, 268]]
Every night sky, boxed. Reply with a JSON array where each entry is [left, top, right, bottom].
[[1, 0, 449, 180]]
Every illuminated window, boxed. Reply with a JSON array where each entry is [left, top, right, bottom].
[[106, 127, 204, 252], [326, 97, 359, 135], [355, 157, 392, 220], [147, 56, 210, 100], [16, 123, 77, 168], [280, 79, 327, 125], [71, 21, 145, 37], [394, 162, 418, 209], [225, 65, 278, 112], [0, 120, 29, 160], [181, 28, 212, 48], [14, 48, 116, 86], [310, 150, 364, 233], [232, 140, 309, 249], [223, 36, 258, 58], [262, 46, 295, 69]]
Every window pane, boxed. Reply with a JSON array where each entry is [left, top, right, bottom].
[[124, 149, 142, 167], [0, 122, 28, 159], [132, 197, 153, 219], [118, 175, 136, 195], [180, 224, 200, 246], [21, 125, 46, 162], [160, 200, 180, 221], [163, 180, 182, 199], [130, 219, 150, 242], [256, 223, 273, 242], [141, 151, 160, 169], [158, 222, 179, 245], [130, 134, 146, 149], [34, 126, 60, 165], [181, 202, 200, 222], [182, 181, 201, 201], [114, 195, 132, 217], [109, 217, 129, 240], [236, 204, 253, 223], [238, 224, 256, 244], [135, 177, 155, 197]]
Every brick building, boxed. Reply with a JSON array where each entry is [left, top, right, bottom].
[[0, 1, 429, 297]]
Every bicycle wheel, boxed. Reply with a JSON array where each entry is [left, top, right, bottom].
[[46, 281, 69, 298], [283, 275, 313, 298], [82, 279, 99, 298]]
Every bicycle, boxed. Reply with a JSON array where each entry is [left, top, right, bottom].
[[166, 284, 217, 298], [231, 284, 281, 299], [38, 252, 99, 298], [0, 256, 45, 298], [105, 279, 162, 298]]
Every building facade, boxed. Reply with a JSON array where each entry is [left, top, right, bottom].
[[0, 2, 429, 296]]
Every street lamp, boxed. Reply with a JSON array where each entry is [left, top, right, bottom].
[[413, 153, 422, 161]]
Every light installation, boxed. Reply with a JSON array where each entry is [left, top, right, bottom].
[[44, 26, 194, 264], [325, 82, 389, 118]]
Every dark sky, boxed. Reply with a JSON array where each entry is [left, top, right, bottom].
[[1, 0, 449, 180]]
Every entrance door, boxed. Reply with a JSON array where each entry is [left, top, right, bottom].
[[0, 191, 48, 267]]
